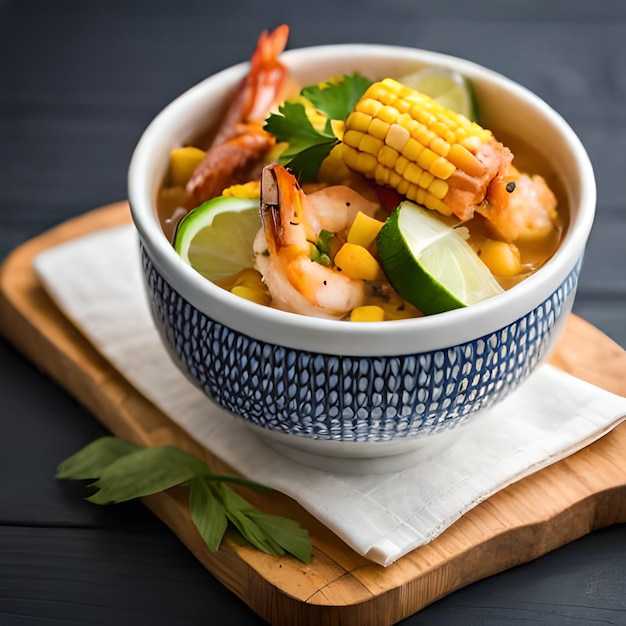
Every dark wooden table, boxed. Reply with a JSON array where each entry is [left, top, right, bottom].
[[2, 1, 625, 624]]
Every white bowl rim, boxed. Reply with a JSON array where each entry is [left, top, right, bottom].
[[128, 43, 596, 357]]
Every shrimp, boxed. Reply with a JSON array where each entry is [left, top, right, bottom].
[[254, 164, 380, 319], [185, 24, 290, 209], [478, 165, 558, 241]]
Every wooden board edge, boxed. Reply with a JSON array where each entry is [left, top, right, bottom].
[[1, 203, 626, 626]]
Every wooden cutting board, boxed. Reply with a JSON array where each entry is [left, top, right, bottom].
[[1, 201, 625, 626]]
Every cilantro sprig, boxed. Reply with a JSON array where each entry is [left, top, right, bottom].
[[57, 437, 311, 564], [264, 72, 372, 182]]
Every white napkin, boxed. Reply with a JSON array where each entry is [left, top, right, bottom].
[[33, 224, 626, 566]]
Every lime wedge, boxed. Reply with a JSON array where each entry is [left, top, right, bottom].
[[376, 201, 503, 315], [173, 196, 261, 281], [398, 66, 478, 121]]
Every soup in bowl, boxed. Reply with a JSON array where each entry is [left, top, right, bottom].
[[128, 31, 595, 468]]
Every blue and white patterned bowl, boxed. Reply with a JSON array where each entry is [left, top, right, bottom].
[[128, 45, 595, 468]]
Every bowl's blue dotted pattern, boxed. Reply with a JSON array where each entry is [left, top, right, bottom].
[[141, 245, 579, 442]]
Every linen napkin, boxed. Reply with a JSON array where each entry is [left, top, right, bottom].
[[33, 224, 626, 566]]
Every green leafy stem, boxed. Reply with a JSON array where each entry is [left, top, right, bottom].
[[57, 437, 311, 564], [264, 72, 373, 182]]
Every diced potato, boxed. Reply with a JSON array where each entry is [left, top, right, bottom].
[[347, 211, 384, 248], [479, 239, 522, 277], [350, 305, 385, 322], [334, 242, 383, 281], [169, 146, 206, 187]]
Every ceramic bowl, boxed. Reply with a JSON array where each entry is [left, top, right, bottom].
[[128, 44, 595, 470]]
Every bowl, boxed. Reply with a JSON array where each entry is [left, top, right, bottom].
[[128, 43, 596, 471]]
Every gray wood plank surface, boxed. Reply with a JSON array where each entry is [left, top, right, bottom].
[[1, 1, 624, 624]]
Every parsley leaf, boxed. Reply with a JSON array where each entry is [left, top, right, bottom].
[[263, 73, 372, 182], [57, 437, 311, 564]]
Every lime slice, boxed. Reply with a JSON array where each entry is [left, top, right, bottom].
[[398, 66, 478, 121], [376, 201, 503, 315], [173, 196, 261, 281]]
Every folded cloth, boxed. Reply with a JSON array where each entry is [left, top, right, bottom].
[[34, 224, 626, 566]]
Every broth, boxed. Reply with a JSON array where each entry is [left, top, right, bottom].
[[156, 94, 568, 320]]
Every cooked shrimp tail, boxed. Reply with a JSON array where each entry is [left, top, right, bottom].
[[255, 164, 373, 319], [186, 25, 290, 208]]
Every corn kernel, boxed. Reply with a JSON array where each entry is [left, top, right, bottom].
[[231, 285, 272, 306], [417, 148, 437, 171], [411, 104, 436, 127], [394, 155, 409, 175], [374, 165, 390, 185], [461, 135, 482, 152], [430, 136, 450, 157], [359, 133, 384, 155], [343, 129, 363, 149], [430, 156, 456, 180], [396, 179, 409, 195], [378, 105, 400, 124], [346, 111, 372, 133], [416, 187, 426, 205], [412, 123, 434, 147], [379, 145, 399, 169], [222, 180, 261, 199], [405, 185, 416, 202], [401, 137, 424, 161], [388, 171, 402, 188], [448, 143, 484, 177], [350, 305, 385, 322], [428, 178, 449, 200], [347, 211, 384, 248], [342, 145, 377, 175], [357, 98, 383, 117], [419, 170, 434, 189], [369, 117, 390, 140], [404, 162, 423, 185], [424, 194, 452, 216], [334, 243, 383, 281], [330, 119, 346, 141], [430, 121, 456, 144], [386, 123, 410, 152]]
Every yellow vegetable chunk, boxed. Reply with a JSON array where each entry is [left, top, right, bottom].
[[334, 242, 383, 281], [350, 305, 385, 322], [169, 146, 206, 187], [231, 285, 272, 306], [222, 181, 261, 199], [216, 268, 271, 305], [347, 211, 384, 248], [479, 239, 522, 276]]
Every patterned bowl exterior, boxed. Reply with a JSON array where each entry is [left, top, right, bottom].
[[141, 244, 580, 443]]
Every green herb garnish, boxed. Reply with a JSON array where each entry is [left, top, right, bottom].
[[264, 72, 372, 182], [57, 437, 311, 563]]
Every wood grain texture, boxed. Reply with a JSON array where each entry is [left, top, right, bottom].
[[0, 202, 625, 626]]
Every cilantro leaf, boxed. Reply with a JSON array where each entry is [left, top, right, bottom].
[[263, 73, 372, 182], [301, 72, 373, 125], [265, 101, 338, 182]]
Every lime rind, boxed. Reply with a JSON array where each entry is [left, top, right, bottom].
[[397, 66, 479, 122], [173, 196, 261, 281], [376, 201, 503, 315]]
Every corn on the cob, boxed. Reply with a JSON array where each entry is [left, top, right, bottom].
[[342, 78, 512, 220]]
